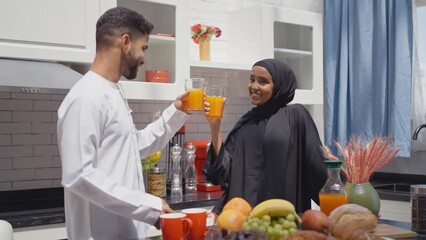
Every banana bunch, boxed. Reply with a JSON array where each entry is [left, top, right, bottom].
[[250, 199, 301, 222]]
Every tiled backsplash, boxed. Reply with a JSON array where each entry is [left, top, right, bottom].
[[0, 91, 253, 191]]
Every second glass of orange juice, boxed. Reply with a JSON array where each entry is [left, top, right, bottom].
[[206, 85, 226, 120], [185, 78, 205, 112]]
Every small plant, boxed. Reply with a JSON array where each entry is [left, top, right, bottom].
[[141, 151, 161, 172], [191, 23, 221, 44], [321, 136, 400, 183]]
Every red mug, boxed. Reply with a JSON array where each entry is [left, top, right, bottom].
[[181, 208, 217, 240], [160, 213, 193, 240]]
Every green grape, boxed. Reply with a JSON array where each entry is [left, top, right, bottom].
[[282, 229, 289, 237], [289, 228, 297, 234], [251, 222, 259, 231], [271, 219, 278, 226], [246, 216, 253, 223], [273, 223, 282, 230], [242, 222, 250, 230], [258, 225, 266, 233], [278, 217, 285, 224], [286, 213, 296, 222], [289, 221, 297, 229], [262, 221, 270, 228], [262, 215, 271, 222], [283, 220, 291, 229], [267, 227, 274, 236]]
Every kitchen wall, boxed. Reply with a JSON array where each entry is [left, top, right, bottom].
[[0, 0, 327, 191]]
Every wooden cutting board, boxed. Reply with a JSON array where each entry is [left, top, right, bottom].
[[373, 224, 417, 238]]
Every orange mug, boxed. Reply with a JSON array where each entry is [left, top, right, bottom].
[[160, 213, 193, 240], [181, 208, 217, 240]]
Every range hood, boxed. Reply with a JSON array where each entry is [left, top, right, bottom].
[[0, 58, 83, 94]]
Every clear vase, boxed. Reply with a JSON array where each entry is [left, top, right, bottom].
[[345, 182, 381, 216], [199, 38, 210, 61]]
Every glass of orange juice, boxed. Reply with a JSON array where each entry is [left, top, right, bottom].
[[185, 78, 205, 112], [206, 85, 226, 120]]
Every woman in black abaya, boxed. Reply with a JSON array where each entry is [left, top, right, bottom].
[[203, 58, 327, 214]]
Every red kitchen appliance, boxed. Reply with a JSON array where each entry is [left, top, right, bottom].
[[184, 140, 221, 192]]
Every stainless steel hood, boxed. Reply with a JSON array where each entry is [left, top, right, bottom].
[[0, 58, 83, 94]]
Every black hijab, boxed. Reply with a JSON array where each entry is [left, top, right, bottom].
[[229, 58, 297, 134]]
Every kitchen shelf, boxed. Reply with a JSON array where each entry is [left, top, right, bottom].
[[190, 60, 252, 71], [274, 48, 312, 59]]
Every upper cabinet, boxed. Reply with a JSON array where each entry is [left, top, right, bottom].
[[103, 0, 190, 101], [228, 6, 323, 104], [0, 0, 100, 63]]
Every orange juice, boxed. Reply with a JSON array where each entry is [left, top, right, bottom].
[[319, 193, 348, 216], [206, 96, 225, 119], [187, 88, 204, 111]]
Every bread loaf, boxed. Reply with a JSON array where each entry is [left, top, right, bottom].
[[328, 204, 379, 240]]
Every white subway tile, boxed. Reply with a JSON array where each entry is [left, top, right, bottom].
[[12, 111, 52, 122], [0, 93, 11, 99], [12, 134, 51, 145], [0, 169, 35, 182], [35, 168, 62, 179], [191, 0, 210, 11], [0, 123, 31, 134], [32, 122, 56, 134], [34, 145, 59, 157], [13, 157, 53, 169], [0, 99, 33, 111], [0, 182, 12, 191], [0, 135, 11, 146], [13, 180, 53, 190], [0, 111, 11, 122], [0, 146, 33, 158], [12, 93, 51, 100], [0, 158, 12, 170], [33, 100, 61, 111]]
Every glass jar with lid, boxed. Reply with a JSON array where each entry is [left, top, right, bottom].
[[147, 167, 166, 198], [319, 160, 348, 215]]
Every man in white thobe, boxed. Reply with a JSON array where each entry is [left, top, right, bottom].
[[57, 7, 190, 239]]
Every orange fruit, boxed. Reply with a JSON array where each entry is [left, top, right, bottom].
[[222, 197, 252, 216], [217, 209, 246, 232]]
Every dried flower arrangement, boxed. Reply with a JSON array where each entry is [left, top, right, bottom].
[[321, 136, 400, 183]]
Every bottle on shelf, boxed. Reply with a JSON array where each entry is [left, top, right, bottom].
[[319, 160, 348, 216], [185, 143, 197, 193], [170, 144, 183, 198]]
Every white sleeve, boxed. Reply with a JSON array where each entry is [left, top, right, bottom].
[[137, 103, 189, 159], [58, 98, 162, 225]]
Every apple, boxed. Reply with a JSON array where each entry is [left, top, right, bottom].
[[301, 209, 330, 234]]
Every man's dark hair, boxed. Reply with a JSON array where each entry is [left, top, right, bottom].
[[96, 7, 153, 50]]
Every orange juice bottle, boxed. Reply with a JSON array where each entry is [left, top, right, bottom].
[[319, 160, 348, 216], [206, 95, 225, 119]]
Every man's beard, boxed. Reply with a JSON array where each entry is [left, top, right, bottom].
[[122, 49, 140, 80]]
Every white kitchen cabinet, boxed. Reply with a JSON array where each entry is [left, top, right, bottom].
[[227, 5, 323, 104], [0, 0, 100, 63], [101, 0, 190, 101]]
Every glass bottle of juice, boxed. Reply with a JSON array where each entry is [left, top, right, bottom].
[[319, 160, 348, 216]]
